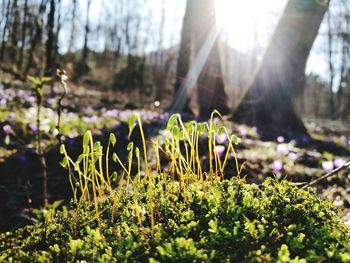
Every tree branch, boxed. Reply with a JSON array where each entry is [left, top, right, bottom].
[[301, 160, 350, 189]]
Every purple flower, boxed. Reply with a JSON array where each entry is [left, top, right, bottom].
[[322, 161, 334, 173], [66, 138, 75, 146], [18, 155, 28, 164], [8, 113, 15, 121], [277, 136, 284, 143], [215, 145, 226, 158], [238, 126, 248, 137], [277, 144, 288, 155], [2, 124, 12, 134], [103, 109, 119, 118], [302, 136, 310, 143], [46, 98, 56, 105], [29, 123, 38, 133], [0, 98, 6, 106], [334, 158, 346, 168], [271, 160, 283, 173], [288, 152, 298, 162], [161, 112, 169, 120], [119, 111, 133, 121], [84, 106, 94, 114], [345, 137, 350, 147], [216, 133, 227, 144], [114, 122, 122, 130]]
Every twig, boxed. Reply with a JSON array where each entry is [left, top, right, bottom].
[[301, 160, 350, 189]]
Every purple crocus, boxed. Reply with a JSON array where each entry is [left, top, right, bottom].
[[2, 124, 12, 134], [271, 160, 283, 173]]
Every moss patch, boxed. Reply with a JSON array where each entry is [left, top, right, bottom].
[[1, 178, 350, 262]]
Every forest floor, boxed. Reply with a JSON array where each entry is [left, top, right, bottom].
[[0, 80, 349, 232]]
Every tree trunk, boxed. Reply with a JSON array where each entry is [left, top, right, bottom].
[[234, 0, 329, 136], [68, 0, 77, 53], [194, 0, 229, 116], [53, 0, 61, 69], [45, 0, 55, 76], [326, 10, 335, 118], [0, 0, 12, 62], [25, 0, 48, 77], [82, 0, 92, 63], [18, 0, 28, 71], [169, 0, 193, 113], [9, 0, 19, 62], [170, 0, 229, 116]]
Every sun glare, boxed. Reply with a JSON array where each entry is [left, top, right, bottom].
[[215, 0, 287, 52]]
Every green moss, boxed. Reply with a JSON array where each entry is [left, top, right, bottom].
[[1, 178, 349, 262]]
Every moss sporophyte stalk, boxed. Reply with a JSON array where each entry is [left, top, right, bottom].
[[1, 112, 350, 262]]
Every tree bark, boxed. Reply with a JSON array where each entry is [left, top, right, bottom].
[[82, 0, 92, 64], [25, 0, 48, 77], [0, 0, 12, 62], [194, 0, 229, 116], [326, 10, 335, 118], [18, 0, 28, 71], [9, 0, 19, 62], [45, 0, 55, 76], [170, 0, 229, 116], [169, 0, 193, 113], [68, 0, 77, 53], [234, 0, 329, 136]]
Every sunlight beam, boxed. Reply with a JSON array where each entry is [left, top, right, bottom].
[[169, 27, 220, 114]]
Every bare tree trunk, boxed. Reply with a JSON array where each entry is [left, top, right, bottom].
[[73, 0, 92, 80], [53, 0, 61, 68], [68, 0, 77, 53], [337, 0, 350, 119], [327, 10, 335, 118], [170, 0, 194, 112], [170, 0, 229, 115], [234, 0, 329, 136], [45, 0, 55, 76], [154, 0, 165, 101], [18, 0, 28, 71], [9, 0, 19, 62], [82, 0, 92, 64], [0, 0, 12, 62], [25, 0, 48, 77], [195, 0, 229, 116]]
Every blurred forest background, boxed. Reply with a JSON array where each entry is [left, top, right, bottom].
[[0, 0, 349, 122]]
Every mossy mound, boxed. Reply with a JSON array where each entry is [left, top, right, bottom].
[[1, 178, 350, 262]]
